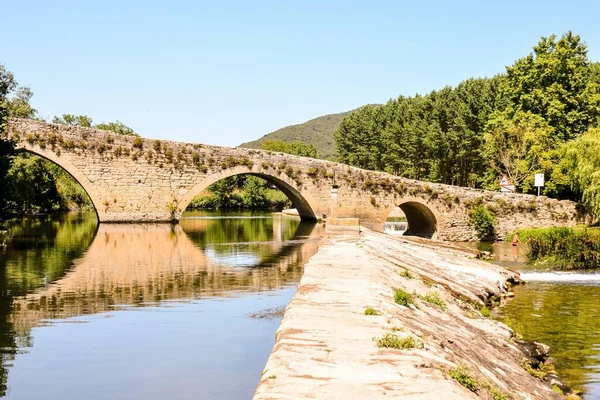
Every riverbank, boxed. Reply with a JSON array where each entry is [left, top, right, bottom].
[[512, 226, 600, 270], [254, 230, 570, 399]]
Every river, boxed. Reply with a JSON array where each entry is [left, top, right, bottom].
[[463, 242, 600, 399], [0, 211, 323, 399]]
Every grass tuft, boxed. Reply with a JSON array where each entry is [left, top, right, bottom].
[[449, 364, 479, 392], [373, 334, 421, 349], [393, 289, 414, 307], [364, 307, 379, 316], [419, 291, 447, 311]]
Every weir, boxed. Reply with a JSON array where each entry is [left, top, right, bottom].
[[253, 230, 568, 399]]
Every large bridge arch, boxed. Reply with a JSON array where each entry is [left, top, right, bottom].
[[176, 165, 319, 221], [13, 143, 103, 221]]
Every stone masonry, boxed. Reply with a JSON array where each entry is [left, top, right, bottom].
[[4, 118, 583, 241]]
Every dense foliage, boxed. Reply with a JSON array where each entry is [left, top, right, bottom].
[[239, 111, 351, 159], [261, 139, 318, 158], [189, 175, 291, 210], [563, 127, 600, 217], [334, 32, 600, 210], [469, 205, 496, 240], [0, 64, 138, 218], [514, 226, 600, 270]]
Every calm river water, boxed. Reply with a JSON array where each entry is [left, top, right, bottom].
[[463, 242, 600, 399], [0, 211, 323, 399]]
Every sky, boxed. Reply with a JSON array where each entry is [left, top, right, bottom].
[[2, 0, 600, 147]]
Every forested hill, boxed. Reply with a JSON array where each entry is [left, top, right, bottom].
[[238, 110, 351, 159]]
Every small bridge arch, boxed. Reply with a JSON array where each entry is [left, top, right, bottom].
[[382, 198, 441, 239]]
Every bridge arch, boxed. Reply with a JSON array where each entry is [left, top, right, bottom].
[[14, 144, 103, 221], [383, 198, 440, 239], [176, 166, 319, 220]]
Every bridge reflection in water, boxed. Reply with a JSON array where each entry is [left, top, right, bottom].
[[0, 211, 322, 399]]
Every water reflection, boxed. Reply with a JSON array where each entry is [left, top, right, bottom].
[[0, 211, 322, 399]]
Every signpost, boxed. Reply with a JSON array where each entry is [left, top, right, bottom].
[[499, 175, 515, 193], [534, 173, 544, 197]]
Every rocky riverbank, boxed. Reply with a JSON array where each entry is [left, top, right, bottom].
[[253, 230, 574, 399]]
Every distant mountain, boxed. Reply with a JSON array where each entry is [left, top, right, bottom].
[[239, 110, 351, 160]]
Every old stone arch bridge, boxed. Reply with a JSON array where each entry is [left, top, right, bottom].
[[5, 118, 581, 241]]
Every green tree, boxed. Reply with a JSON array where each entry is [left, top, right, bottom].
[[261, 139, 317, 158], [0, 65, 18, 216], [95, 120, 139, 136], [5, 153, 62, 214], [482, 111, 554, 192], [334, 104, 388, 171], [52, 114, 93, 127], [563, 127, 600, 217], [502, 31, 600, 142], [241, 176, 269, 209], [52, 114, 138, 136]]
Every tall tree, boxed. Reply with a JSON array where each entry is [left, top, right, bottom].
[[52, 114, 138, 136], [502, 31, 600, 142], [483, 111, 554, 192], [52, 114, 93, 127]]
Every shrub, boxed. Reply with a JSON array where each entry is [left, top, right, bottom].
[[364, 307, 379, 316], [192, 152, 201, 165], [165, 148, 174, 162], [370, 196, 377, 207], [520, 358, 546, 379], [514, 226, 600, 269], [393, 289, 414, 307], [373, 334, 420, 349], [479, 305, 491, 317], [469, 205, 496, 240], [132, 137, 143, 149], [307, 166, 319, 176]]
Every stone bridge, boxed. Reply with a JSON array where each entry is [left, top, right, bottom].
[[4, 118, 582, 241]]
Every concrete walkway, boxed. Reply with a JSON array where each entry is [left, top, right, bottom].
[[253, 230, 562, 399]]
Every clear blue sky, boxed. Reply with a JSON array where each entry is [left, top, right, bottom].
[[2, 1, 599, 146]]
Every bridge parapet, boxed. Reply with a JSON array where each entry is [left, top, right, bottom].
[[4, 118, 583, 240]]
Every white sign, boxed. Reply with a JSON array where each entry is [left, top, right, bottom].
[[498, 175, 515, 192], [534, 173, 545, 187]]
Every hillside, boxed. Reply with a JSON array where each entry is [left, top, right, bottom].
[[239, 110, 351, 159]]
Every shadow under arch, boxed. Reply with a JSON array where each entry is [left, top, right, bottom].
[[177, 166, 318, 221], [397, 201, 438, 238], [14, 147, 102, 222]]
